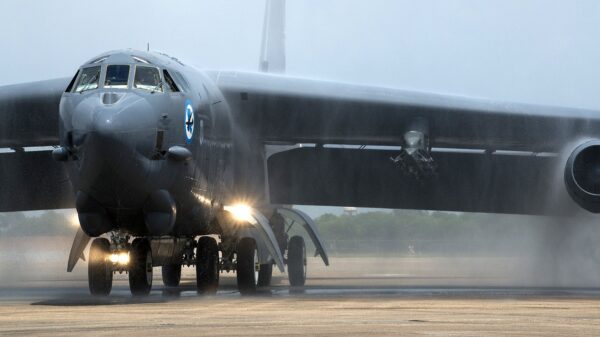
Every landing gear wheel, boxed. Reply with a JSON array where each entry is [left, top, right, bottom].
[[236, 237, 259, 294], [88, 238, 113, 296], [257, 263, 273, 287], [161, 264, 182, 287], [288, 236, 306, 287], [129, 238, 153, 296], [196, 236, 219, 294]]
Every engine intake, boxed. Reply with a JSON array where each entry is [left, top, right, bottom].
[[565, 140, 600, 213]]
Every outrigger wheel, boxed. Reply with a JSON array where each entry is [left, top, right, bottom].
[[236, 237, 260, 294], [129, 238, 153, 296], [196, 236, 219, 294], [287, 236, 307, 286], [88, 237, 113, 296]]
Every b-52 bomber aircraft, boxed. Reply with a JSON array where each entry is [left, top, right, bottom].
[[2, 1, 600, 296]]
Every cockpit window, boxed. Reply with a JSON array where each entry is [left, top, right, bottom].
[[105, 65, 130, 89], [134, 66, 163, 92], [65, 70, 80, 93], [163, 70, 179, 92], [170, 71, 190, 92], [74, 66, 101, 93]]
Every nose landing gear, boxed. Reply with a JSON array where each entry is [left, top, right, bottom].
[[88, 238, 112, 296], [87, 234, 154, 297]]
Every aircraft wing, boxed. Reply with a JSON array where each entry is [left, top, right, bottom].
[[213, 71, 599, 215], [0, 78, 69, 148], [0, 78, 75, 212]]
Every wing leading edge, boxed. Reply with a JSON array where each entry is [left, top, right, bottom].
[[214, 71, 598, 215], [214, 71, 600, 152]]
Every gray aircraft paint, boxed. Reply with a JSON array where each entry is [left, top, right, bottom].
[[2, 1, 600, 291]]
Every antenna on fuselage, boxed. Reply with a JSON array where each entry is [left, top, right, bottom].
[[259, 0, 286, 73], [147, 42, 150, 52]]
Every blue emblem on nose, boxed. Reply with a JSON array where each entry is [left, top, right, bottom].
[[184, 100, 194, 144]]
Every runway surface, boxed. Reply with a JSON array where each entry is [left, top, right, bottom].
[[3, 256, 600, 336]]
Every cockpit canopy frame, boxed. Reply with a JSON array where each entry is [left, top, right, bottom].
[[68, 61, 184, 94]]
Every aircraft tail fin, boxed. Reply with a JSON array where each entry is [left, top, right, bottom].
[[259, 0, 286, 73]]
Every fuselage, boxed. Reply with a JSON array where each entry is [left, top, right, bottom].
[[59, 50, 235, 237]]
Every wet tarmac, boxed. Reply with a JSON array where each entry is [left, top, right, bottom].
[[3, 268, 600, 336]]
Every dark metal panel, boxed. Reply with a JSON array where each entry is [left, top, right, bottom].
[[268, 148, 576, 215], [216, 72, 600, 152], [0, 78, 69, 148], [0, 151, 74, 212]]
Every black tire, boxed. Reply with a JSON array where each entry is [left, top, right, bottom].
[[257, 263, 273, 287], [129, 238, 153, 296], [236, 237, 259, 294], [288, 236, 306, 287], [161, 264, 182, 287], [196, 236, 219, 294], [88, 238, 112, 296]]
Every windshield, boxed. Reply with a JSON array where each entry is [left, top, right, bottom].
[[73, 66, 101, 93], [134, 66, 162, 92], [104, 65, 130, 89], [163, 70, 179, 92]]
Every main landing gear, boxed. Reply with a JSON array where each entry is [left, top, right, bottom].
[[161, 264, 181, 287], [287, 236, 307, 286], [196, 236, 219, 294], [129, 238, 153, 296], [236, 237, 260, 294], [218, 207, 327, 295], [228, 234, 306, 294]]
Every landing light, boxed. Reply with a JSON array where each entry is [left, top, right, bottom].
[[224, 203, 254, 223], [109, 252, 130, 265]]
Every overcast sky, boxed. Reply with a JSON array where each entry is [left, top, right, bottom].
[[1, 0, 600, 110]]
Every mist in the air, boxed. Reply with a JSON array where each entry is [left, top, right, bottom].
[[2, 1, 600, 290], [5, 209, 600, 288]]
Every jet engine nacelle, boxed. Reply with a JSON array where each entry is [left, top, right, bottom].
[[565, 140, 600, 213]]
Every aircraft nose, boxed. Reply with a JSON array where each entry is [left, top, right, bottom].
[[71, 93, 152, 132], [67, 92, 166, 208], [70, 93, 159, 154]]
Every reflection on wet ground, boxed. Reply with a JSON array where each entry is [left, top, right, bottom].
[[3, 276, 600, 307], [3, 261, 600, 336]]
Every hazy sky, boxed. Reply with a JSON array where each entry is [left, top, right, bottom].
[[1, 0, 600, 110]]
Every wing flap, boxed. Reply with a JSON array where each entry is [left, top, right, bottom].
[[268, 148, 576, 215]]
